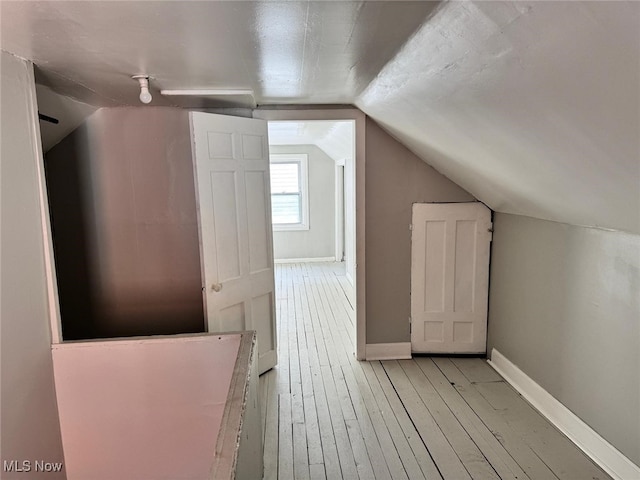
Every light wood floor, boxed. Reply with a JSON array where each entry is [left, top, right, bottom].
[[259, 263, 610, 480]]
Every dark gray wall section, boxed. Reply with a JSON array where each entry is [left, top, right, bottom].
[[488, 213, 640, 464], [271, 144, 336, 260], [44, 118, 97, 339], [45, 107, 204, 340], [365, 118, 475, 344]]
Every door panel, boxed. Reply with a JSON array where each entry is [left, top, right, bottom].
[[424, 220, 446, 312], [454, 220, 476, 312], [191, 112, 277, 374], [241, 134, 265, 160], [210, 171, 241, 282], [245, 171, 271, 273], [207, 132, 234, 158], [251, 293, 274, 354], [411, 203, 491, 354], [219, 303, 245, 331]]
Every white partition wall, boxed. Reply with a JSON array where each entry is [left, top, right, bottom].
[[53, 333, 262, 480]]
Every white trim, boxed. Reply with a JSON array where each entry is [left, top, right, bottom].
[[488, 349, 640, 480], [345, 269, 354, 286], [254, 109, 366, 362], [335, 164, 344, 263], [365, 343, 412, 361], [274, 257, 335, 264], [28, 61, 63, 343]]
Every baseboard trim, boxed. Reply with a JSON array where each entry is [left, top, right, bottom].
[[345, 270, 354, 286], [274, 257, 336, 264], [488, 349, 640, 480], [365, 342, 411, 361]]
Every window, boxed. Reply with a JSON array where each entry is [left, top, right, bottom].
[[270, 154, 309, 231]]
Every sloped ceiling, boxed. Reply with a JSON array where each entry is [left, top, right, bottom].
[[1, 1, 638, 233], [36, 84, 98, 152], [356, 1, 640, 234], [268, 120, 354, 164]]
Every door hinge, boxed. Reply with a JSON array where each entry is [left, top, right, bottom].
[[488, 223, 494, 242], [409, 224, 413, 231]]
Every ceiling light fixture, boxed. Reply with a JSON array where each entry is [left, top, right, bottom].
[[160, 89, 254, 97], [132, 75, 152, 104]]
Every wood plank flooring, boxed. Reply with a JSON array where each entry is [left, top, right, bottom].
[[260, 263, 610, 480]]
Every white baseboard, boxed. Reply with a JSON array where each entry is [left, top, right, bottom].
[[274, 256, 336, 264], [488, 349, 640, 480], [365, 342, 411, 361], [345, 270, 354, 286]]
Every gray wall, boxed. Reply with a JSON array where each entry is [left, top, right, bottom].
[[45, 107, 204, 340], [488, 213, 640, 465], [271, 144, 335, 260], [1, 51, 66, 478], [365, 118, 475, 344]]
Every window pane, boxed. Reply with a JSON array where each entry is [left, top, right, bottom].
[[272, 194, 301, 224], [270, 163, 299, 194]]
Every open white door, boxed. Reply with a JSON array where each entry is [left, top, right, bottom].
[[190, 112, 277, 374], [411, 203, 492, 354]]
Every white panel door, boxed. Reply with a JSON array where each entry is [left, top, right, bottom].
[[190, 112, 276, 374], [411, 203, 492, 354]]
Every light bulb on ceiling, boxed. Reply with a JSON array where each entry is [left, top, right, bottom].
[[132, 75, 152, 104]]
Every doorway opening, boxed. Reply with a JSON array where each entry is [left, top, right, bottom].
[[38, 100, 366, 361], [267, 119, 357, 355]]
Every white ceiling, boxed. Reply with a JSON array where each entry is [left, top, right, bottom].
[[36, 84, 98, 151], [0, 1, 437, 106], [357, 1, 640, 234], [268, 120, 354, 164], [1, 1, 638, 234]]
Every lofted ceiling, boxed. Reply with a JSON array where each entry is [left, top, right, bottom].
[[268, 120, 354, 164], [36, 84, 98, 152], [1, 1, 638, 234], [357, 1, 640, 234]]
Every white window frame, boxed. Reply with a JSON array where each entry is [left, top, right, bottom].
[[270, 153, 309, 231]]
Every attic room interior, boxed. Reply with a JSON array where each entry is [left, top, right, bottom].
[[1, 1, 638, 480]]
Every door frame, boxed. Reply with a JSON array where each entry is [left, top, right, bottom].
[[335, 163, 345, 262], [39, 106, 367, 360], [253, 108, 367, 360]]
